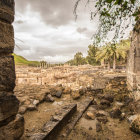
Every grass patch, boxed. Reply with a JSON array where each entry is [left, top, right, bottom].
[[12, 53, 40, 66]]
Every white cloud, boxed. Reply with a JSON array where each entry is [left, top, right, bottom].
[[14, 0, 96, 63]]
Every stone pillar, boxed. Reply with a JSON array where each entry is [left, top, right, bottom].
[[127, 19, 140, 100], [0, 0, 24, 139]]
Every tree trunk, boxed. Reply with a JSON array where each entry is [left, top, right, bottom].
[[113, 55, 116, 70], [101, 60, 105, 69], [108, 62, 110, 70]]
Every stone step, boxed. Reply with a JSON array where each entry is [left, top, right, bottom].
[[56, 98, 93, 139], [27, 104, 77, 140]]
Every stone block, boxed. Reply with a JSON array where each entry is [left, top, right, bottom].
[[0, 95, 19, 127], [0, 55, 15, 92], [135, 57, 140, 72], [0, 114, 24, 140], [127, 28, 140, 90], [0, 0, 15, 24], [0, 21, 14, 54], [136, 76, 140, 88], [41, 104, 77, 140], [136, 48, 140, 57]]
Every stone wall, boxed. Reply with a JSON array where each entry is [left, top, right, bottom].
[[15, 65, 96, 88], [127, 20, 140, 100], [0, 0, 24, 139]]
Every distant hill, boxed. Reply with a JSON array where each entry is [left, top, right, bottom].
[[12, 53, 40, 66]]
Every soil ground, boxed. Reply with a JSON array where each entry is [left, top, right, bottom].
[[15, 68, 140, 140]]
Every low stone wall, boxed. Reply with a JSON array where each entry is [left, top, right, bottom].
[[0, 0, 24, 139], [15, 66, 94, 87]]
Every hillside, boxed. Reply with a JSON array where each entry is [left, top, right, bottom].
[[12, 54, 40, 66]]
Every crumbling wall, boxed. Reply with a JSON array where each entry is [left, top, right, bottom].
[[127, 19, 140, 100], [0, 0, 24, 139]]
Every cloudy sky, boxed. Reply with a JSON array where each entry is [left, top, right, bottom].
[[14, 0, 98, 63]]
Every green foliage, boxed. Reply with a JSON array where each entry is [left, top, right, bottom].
[[74, 52, 85, 65], [96, 45, 112, 63], [67, 59, 76, 66], [96, 39, 130, 69], [67, 52, 87, 66], [74, 0, 139, 45], [86, 45, 100, 65], [12, 53, 40, 66], [67, 40, 129, 67]]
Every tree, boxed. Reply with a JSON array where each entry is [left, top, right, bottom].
[[74, 52, 87, 65], [86, 45, 100, 65], [116, 39, 130, 64], [66, 52, 87, 66], [96, 44, 112, 70], [74, 0, 140, 45], [96, 40, 130, 69], [66, 59, 75, 66]]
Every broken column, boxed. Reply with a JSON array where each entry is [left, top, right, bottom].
[[127, 19, 140, 100], [0, 0, 24, 139]]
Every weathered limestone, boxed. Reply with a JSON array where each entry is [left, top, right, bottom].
[[0, 0, 24, 139], [15, 65, 99, 89], [127, 19, 140, 99]]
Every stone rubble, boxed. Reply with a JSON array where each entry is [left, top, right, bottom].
[[130, 115, 140, 134], [13, 65, 140, 139]]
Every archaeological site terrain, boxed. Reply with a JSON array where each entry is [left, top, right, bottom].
[[0, 0, 140, 140]]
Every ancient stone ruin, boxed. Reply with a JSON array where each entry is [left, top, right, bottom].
[[0, 0, 24, 139], [0, 0, 140, 139], [127, 20, 140, 100]]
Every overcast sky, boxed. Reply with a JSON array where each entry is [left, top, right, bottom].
[[14, 0, 98, 63]]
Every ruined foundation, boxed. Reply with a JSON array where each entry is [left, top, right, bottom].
[[0, 0, 24, 139]]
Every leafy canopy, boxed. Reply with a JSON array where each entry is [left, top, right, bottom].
[[96, 40, 130, 63], [86, 45, 99, 65], [74, 0, 140, 45], [67, 52, 87, 66]]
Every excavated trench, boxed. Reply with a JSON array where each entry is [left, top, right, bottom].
[[14, 72, 140, 140]]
